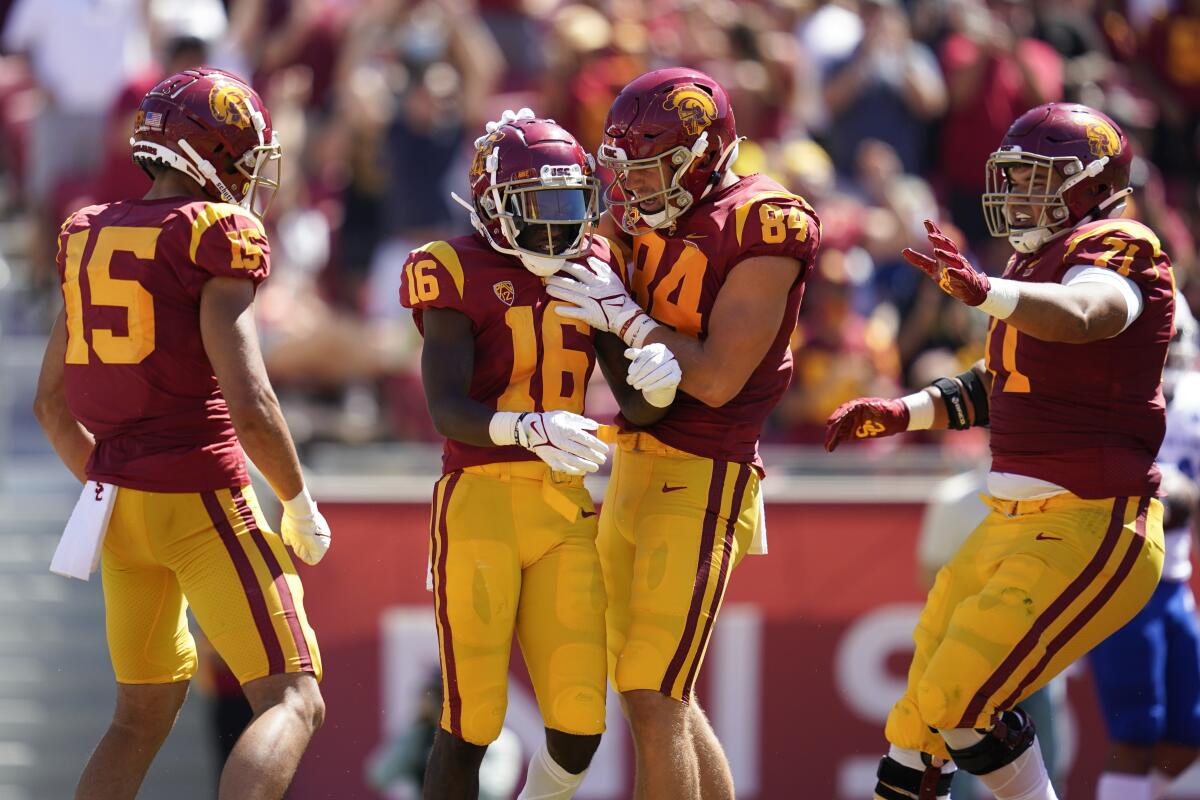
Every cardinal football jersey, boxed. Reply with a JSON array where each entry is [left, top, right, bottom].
[[401, 233, 619, 473], [986, 218, 1175, 499], [616, 173, 821, 467], [58, 198, 270, 492]]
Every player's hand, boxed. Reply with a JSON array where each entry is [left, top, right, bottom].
[[824, 397, 910, 452], [281, 507, 332, 566], [518, 410, 609, 475], [545, 257, 658, 346], [474, 107, 535, 147], [903, 220, 990, 306], [625, 343, 681, 408]]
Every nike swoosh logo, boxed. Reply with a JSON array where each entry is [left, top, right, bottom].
[[661, 483, 686, 493], [684, 233, 706, 239], [1035, 532, 1063, 541], [581, 510, 597, 518]]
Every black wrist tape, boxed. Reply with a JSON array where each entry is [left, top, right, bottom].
[[956, 369, 989, 427], [932, 377, 970, 430]]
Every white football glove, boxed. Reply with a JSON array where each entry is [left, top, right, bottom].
[[626, 343, 681, 408], [489, 410, 608, 475], [544, 257, 660, 347], [474, 107, 536, 147], [280, 488, 332, 566]]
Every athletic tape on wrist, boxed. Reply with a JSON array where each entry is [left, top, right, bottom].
[[977, 277, 1020, 319]]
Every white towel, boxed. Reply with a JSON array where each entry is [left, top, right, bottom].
[[749, 490, 768, 555], [50, 481, 117, 581]]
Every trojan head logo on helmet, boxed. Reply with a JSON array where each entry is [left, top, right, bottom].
[[598, 67, 741, 235], [208, 80, 255, 130], [982, 103, 1132, 253], [130, 67, 282, 220], [452, 117, 600, 277], [663, 86, 718, 137]]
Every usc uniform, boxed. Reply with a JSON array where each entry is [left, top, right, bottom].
[[601, 173, 820, 699], [401, 233, 622, 745], [58, 198, 321, 686], [887, 218, 1171, 759]]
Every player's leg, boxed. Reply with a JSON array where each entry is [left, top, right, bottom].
[[1088, 581, 1167, 800], [161, 486, 324, 799], [424, 470, 523, 799], [689, 696, 735, 800], [607, 447, 756, 800], [928, 495, 1163, 800], [876, 514, 996, 799], [220, 672, 323, 799], [514, 472, 606, 799], [75, 682, 191, 800], [1150, 581, 1200, 794], [78, 489, 198, 800]]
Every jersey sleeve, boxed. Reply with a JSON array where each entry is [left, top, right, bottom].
[[186, 202, 271, 284], [399, 240, 470, 333], [728, 193, 821, 276], [1061, 219, 1171, 292]]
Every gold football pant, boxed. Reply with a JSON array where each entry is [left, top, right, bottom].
[[428, 461, 607, 745], [102, 485, 321, 686], [887, 492, 1164, 759], [598, 432, 761, 701]]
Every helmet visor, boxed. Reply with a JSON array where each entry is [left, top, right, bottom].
[[502, 180, 599, 257]]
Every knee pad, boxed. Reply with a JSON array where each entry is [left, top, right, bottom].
[[943, 707, 1036, 776], [874, 754, 955, 800]]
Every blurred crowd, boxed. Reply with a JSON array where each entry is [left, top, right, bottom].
[[0, 0, 1196, 450]]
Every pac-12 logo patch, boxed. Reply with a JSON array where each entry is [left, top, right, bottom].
[[493, 281, 515, 306]]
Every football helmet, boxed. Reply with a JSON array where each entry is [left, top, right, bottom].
[[131, 67, 281, 219], [459, 117, 600, 277], [982, 103, 1132, 253], [598, 67, 740, 234]]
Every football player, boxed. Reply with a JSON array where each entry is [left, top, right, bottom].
[[33, 68, 329, 799], [543, 68, 822, 800], [399, 112, 681, 800], [825, 103, 1171, 800], [1086, 302, 1200, 800]]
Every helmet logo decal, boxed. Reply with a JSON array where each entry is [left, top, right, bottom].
[[208, 81, 253, 130], [1082, 116, 1121, 158], [663, 86, 717, 136], [493, 280, 515, 306], [470, 131, 505, 179]]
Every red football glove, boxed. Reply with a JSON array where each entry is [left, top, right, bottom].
[[902, 220, 990, 307], [824, 397, 911, 453]]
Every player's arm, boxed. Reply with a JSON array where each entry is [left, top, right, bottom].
[[592, 331, 669, 427], [904, 219, 1138, 344], [201, 276, 330, 565], [824, 360, 993, 452], [420, 306, 493, 446], [992, 279, 1129, 343], [643, 255, 802, 407], [33, 311, 95, 483], [420, 306, 608, 474]]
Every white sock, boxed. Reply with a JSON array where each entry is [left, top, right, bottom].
[[972, 737, 1057, 800], [1097, 772, 1153, 800], [882, 746, 956, 799], [516, 742, 587, 800], [1150, 770, 1173, 799]]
